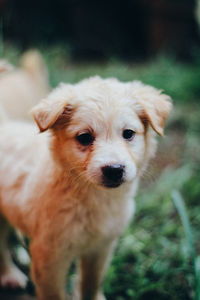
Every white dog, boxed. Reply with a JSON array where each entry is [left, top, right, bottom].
[[0, 76, 172, 300], [0, 50, 50, 121]]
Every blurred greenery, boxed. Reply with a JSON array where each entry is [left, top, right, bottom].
[[3, 44, 200, 299]]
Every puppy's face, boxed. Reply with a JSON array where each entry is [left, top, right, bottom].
[[32, 77, 172, 188], [64, 99, 145, 188]]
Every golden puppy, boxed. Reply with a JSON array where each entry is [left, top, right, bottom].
[[0, 50, 50, 121], [0, 77, 172, 300]]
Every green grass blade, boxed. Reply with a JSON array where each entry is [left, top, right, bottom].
[[195, 256, 200, 300], [172, 189, 200, 300], [172, 189, 195, 258]]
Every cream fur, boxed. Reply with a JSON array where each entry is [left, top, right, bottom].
[[0, 76, 172, 300], [0, 50, 50, 121]]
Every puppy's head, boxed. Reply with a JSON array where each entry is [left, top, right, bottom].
[[32, 77, 172, 189]]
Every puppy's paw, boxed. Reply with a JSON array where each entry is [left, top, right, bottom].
[[72, 290, 106, 300], [0, 265, 28, 289], [95, 292, 106, 300]]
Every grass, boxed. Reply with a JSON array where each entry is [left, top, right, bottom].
[[172, 190, 200, 300], [3, 44, 200, 102], [2, 44, 200, 299]]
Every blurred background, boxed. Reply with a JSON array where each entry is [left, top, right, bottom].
[[0, 0, 200, 299]]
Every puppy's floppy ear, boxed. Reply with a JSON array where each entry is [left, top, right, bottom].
[[31, 85, 74, 132], [133, 82, 172, 136]]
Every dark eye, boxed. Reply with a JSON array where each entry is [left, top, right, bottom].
[[76, 132, 94, 146], [122, 129, 135, 141]]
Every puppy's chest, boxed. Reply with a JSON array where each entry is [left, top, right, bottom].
[[65, 193, 135, 248]]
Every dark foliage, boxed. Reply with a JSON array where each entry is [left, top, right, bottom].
[[1, 0, 199, 60]]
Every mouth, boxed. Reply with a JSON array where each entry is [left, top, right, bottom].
[[102, 179, 124, 188]]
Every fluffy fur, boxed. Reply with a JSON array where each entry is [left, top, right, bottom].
[[0, 76, 172, 300], [0, 50, 50, 121]]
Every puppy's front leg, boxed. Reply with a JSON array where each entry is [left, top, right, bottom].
[[77, 240, 117, 300], [30, 239, 71, 300]]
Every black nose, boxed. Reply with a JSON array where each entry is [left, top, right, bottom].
[[102, 164, 125, 187]]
